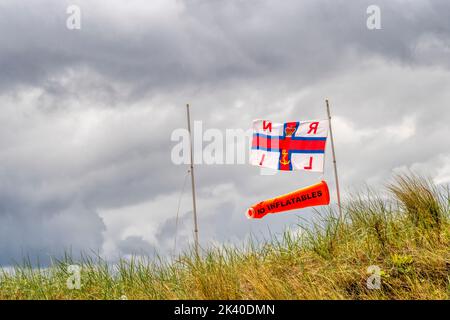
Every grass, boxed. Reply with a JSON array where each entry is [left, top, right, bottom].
[[0, 173, 449, 300]]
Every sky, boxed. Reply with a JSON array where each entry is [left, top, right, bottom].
[[0, 0, 449, 266]]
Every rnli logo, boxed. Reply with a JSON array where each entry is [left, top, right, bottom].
[[284, 124, 296, 137]]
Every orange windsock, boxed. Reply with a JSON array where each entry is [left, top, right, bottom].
[[246, 181, 330, 219]]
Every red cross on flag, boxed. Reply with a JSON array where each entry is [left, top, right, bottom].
[[250, 119, 328, 172]]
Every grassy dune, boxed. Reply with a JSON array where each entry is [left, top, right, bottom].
[[0, 174, 449, 300]]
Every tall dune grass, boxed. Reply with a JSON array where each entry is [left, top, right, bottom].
[[0, 173, 449, 300]]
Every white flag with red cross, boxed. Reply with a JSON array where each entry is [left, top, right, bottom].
[[250, 119, 329, 172]]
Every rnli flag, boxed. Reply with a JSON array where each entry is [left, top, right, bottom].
[[250, 119, 328, 172]]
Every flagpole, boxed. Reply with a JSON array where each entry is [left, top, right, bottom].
[[326, 99, 343, 221], [186, 103, 200, 257]]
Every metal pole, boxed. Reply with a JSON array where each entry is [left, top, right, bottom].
[[186, 103, 199, 257], [326, 99, 343, 221]]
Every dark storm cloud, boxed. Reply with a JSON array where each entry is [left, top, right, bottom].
[[1, 0, 450, 96], [0, 199, 104, 265], [0, 0, 449, 264]]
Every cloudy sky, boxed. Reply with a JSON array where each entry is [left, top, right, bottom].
[[0, 0, 449, 266]]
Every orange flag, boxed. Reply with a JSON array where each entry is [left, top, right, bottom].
[[246, 181, 330, 219]]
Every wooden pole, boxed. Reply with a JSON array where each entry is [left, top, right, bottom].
[[186, 103, 200, 257], [326, 99, 343, 221]]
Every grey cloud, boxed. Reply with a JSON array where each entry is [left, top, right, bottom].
[[117, 236, 155, 256], [1, 0, 450, 96], [0, 200, 104, 265]]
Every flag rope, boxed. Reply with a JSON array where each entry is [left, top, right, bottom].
[[173, 170, 190, 256]]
